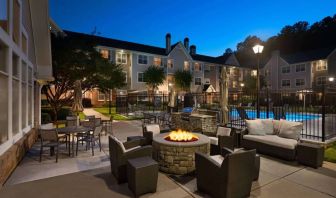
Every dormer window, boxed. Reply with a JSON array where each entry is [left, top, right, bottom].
[[154, 57, 161, 66], [194, 63, 201, 72], [314, 60, 327, 71], [167, 59, 174, 69], [100, 49, 109, 59], [184, 61, 190, 71]]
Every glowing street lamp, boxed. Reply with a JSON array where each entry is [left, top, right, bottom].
[[253, 44, 264, 118]]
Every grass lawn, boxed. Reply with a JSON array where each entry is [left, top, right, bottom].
[[93, 107, 142, 121], [325, 142, 336, 163]]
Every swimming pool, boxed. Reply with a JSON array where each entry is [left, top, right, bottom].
[[230, 109, 321, 121]]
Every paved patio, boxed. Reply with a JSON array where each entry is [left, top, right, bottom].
[[1, 118, 336, 197]]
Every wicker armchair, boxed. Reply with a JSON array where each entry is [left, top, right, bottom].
[[109, 136, 153, 183], [195, 149, 256, 198]]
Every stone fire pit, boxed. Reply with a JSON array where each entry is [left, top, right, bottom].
[[153, 133, 210, 175]]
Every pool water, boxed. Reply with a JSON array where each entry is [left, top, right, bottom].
[[230, 109, 321, 121]]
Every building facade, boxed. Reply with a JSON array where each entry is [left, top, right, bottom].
[[0, 0, 53, 184], [65, 31, 253, 106], [263, 48, 336, 92]]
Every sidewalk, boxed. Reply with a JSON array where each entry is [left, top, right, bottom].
[[83, 108, 113, 121]]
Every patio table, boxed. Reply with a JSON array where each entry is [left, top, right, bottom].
[[143, 112, 165, 124], [57, 126, 91, 157]]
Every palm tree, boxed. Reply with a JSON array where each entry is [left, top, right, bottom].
[[173, 70, 192, 92]]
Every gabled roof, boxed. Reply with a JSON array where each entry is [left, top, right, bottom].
[[63, 30, 228, 65], [64, 30, 167, 55], [281, 47, 336, 64]]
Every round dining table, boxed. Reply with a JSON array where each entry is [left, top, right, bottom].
[[57, 126, 92, 157]]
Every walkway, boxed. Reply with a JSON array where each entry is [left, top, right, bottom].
[[83, 108, 111, 120]]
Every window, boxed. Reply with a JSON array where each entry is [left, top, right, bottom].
[[167, 59, 173, 68], [314, 60, 327, 71], [195, 77, 202, 85], [295, 79, 305, 86], [138, 54, 148, 64], [22, 33, 27, 55], [153, 57, 161, 66], [100, 49, 109, 59], [316, 76, 327, 85], [204, 65, 211, 72], [295, 64, 305, 72], [12, 75, 19, 135], [12, 53, 19, 78], [0, 0, 9, 32], [281, 79, 290, 87], [232, 81, 238, 88], [21, 62, 27, 129], [251, 70, 257, 77], [184, 61, 190, 71], [194, 63, 201, 72], [98, 91, 106, 101], [282, 66, 290, 73], [13, 0, 20, 44], [230, 68, 239, 75], [0, 72, 8, 144], [116, 53, 127, 64], [138, 72, 144, 82], [0, 42, 8, 72]]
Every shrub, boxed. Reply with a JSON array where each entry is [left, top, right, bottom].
[[41, 107, 72, 121], [41, 113, 52, 124]]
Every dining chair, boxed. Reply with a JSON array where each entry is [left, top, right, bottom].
[[76, 125, 103, 156], [39, 128, 64, 163]]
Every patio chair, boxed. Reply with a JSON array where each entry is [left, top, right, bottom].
[[195, 149, 256, 198], [272, 106, 286, 120], [39, 128, 65, 163], [95, 117, 102, 127], [102, 115, 113, 135], [158, 112, 171, 128], [209, 126, 236, 155], [142, 113, 156, 124], [85, 115, 95, 122], [109, 136, 153, 183], [76, 125, 103, 156]]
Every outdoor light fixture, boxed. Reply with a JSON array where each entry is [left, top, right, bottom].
[[329, 77, 335, 82], [168, 83, 173, 87], [253, 44, 264, 54], [240, 83, 245, 87], [253, 44, 264, 119]]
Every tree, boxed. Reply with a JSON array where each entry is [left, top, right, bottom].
[[143, 65, 165, 93], [42, 33, 125, 121], [223, 48, 233, 56], [173, 70, 192, 92], [243, 75, 266, 92]]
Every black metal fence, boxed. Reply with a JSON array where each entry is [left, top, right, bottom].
[[116, 89, 336, 142]]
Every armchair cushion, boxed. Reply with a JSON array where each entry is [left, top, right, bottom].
[[243, 134, 298, 149], [145, 124, 160, 136], [273, 120, 281, 134], [110, 136, 127, 153], [40, 123, 54, 130], [216, 126, 231, 136], [246, 119, 266, 135], [278, 119, 302, 140], [210, 155, 224, 165], [209, 137, 218, 145]]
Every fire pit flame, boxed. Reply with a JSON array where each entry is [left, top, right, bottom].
[[164, 129, 199, 142]]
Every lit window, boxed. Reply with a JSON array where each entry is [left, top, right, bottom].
[[167, 59, 173, 68], [138, 55, 148, 64], [295, 79, 305, 86], [195, 77, 202, 85], [116, 52, 127, 64], [194, 63, 201, 72], [251, 70, 257, 76], [316, 76, 326, 85], [138, 72, 144, 82], [281, 80, 290, 87], [100, 49, 109, 59], [282, 66, 290, 74], [295, 64, 305, 72], [184, 61, 190, 71], [314, 60, 327, 71], [232, 81, 237, 88], [153, 57, 161, 66]]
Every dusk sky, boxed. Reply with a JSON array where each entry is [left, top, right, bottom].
[[50, 0, 336, 56]]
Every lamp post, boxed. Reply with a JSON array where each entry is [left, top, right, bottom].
[[253, 44, 264, 119], [240, 83, 245, 106], [322, 76, 334, 142]]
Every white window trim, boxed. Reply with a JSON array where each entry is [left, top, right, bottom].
[[281, 65, 290, 74], [281, 79, 291, 87], [295, 64, 306, 73], [116, 52, 127, 64], [184, 61, 190, 71], [315, 60, 327, 71], [194, 77, 202, 85], [167, 59, 174, 69], [295, 78, 305, 87], [97, 90, 106, 101], [153, 57, 162, 66], [137, 54, 148, 65], [137, 72, 145, 83], [193, 62, 202, 72]]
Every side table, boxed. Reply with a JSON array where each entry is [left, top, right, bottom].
[[297, 143, 324, 168]]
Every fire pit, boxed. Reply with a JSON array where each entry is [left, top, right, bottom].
[[153, 131, 210, 175]]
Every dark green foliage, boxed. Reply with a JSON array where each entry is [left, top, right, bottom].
[[173, 70, 193, 92], [41, 113, 52, 124], [41, 107, 71, 121], [143, 65, 165, 92]]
